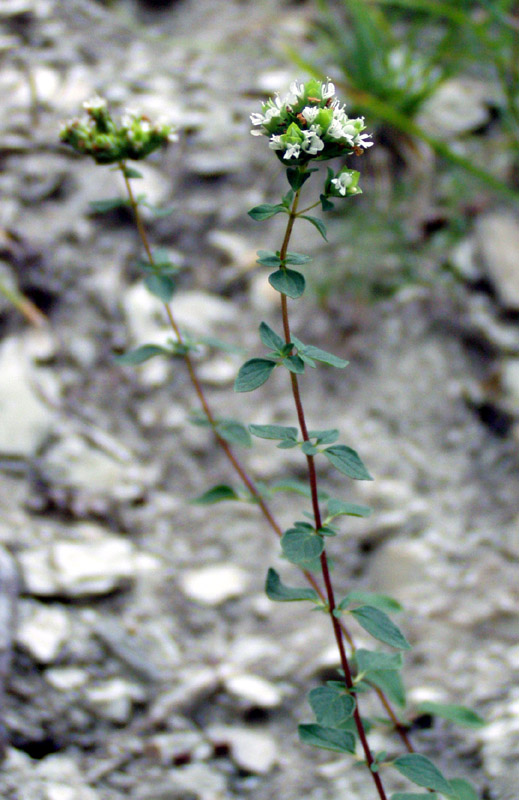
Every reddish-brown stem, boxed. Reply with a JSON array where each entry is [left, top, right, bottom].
[[278, 191, 388, 800], [120, 164, 411, 762]]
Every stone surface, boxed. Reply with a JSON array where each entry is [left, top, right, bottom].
[[477, 212, 519, 310], [418, 77, 491, 137], [207, 725, 277, 774], [16, 602, 70, 664], [19, 527, 160, 598], [222, 672, 282, 709], [0, 335, 57, 456], [84, 678, 146, 724], [180, 564, 248, 605]]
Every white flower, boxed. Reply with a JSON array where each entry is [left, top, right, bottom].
[[302, 106, 319, 124], [331, 172, 354, 195], [354, 133, 374, 149], [321, 81, 336, 99], [283, 142, 302, 159], [268, 135, 284, 151], [82, 95, 107, 112], [289, 80, 305, 98], [302, 129, 324, 155], [327, 117, 351, 141]]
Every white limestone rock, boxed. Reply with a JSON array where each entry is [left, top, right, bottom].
[[180, 564, 248, 605]]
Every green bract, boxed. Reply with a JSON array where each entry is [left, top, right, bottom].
[[250, 78, 373, 166], [59, 96, 176, 164]]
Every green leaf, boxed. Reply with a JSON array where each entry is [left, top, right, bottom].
[[393, 754, 454, 795], [149, 248, 178, 274], [367, 669, 406, 708], [284, 252, 312, 265], [308, 686, 355, 728], [350, 606, 411, 650], [327, 498, 372, 520], [248, 204, 285, 220], [292, 337, 349, 368], [276, 439, 299, 449], [141, 202, 175, 218], [216, 420, 252, 448], [114, 344, 171, 365], [391, 795, 438, 800], [286, 167, 312, 191], [192, 485, 240, 505], [446, 778, 479, 800], [281, 528, 324, 567], [89, 197, 128, 213], [196, 335, 244, 354], [298, 724, 355, 754], [281, 189, 294, 208], [323, 445, 373, 480], [301, 214, 327, 241], [256, 250, 282, 267], [269, 268, 306, 299], [122, 167, 143, 179], [259, 322, 285, 351], [320, 194, 335, 212], [249, 424, 298, 441], [301, 441, 320, 456], [234, 358, 276, 392], [341, 591, 403, 613], [416, 702, 485, 729], [308, 429, 339, 445], [282, 355, 305, 373], [265, 568, 319, 602], [356, 649, 403, 675], [143, 273, 176, 303]]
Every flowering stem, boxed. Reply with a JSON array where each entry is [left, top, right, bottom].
[[278, 190, 389, 800], [296, 200, 322, 215], [120, 164, 411, 762]]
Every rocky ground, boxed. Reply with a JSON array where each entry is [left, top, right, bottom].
[[1, 1, 519, 798]]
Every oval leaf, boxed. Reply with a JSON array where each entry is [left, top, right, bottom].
[[248, 204, 285, 220], [298, 723, 355, 754], [416, 702, 485, 729], [281, 528, 324, 567], [265, 568, 319, 603], [259, 321, 285, 351], [268, 268, 306, 299], [446, 778, 479, 800], [256, 250, 282, 267], [234, 358, 276, 392], [308, 687, 355, 728], [356, 649, 403, 675], [301, 214, 328, 241], [367, 669, 406, 708], [327, 498, 372, 519], [284, 251, 313, 265], [192, 485, 240, 505], [90, 197, 128, 213], [115, 344, 170, 365], [350, 606, 411, 650], [249, 424, 298, 441], [143, 273, 176, 303], [216, 420, 252, 448], [393, 754, 454, 795], [391, 795, 438, 800], [292, 337, 349, 368], [341, 590, 403, 613], [323, 445, 373, 480]]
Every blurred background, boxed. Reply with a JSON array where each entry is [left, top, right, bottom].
[[1, 1, 519, 798]]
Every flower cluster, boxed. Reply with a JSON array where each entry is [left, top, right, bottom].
[[59, 96, 177, 164], [251, 79, 372, 165]]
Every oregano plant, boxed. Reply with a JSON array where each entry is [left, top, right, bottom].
[[59, 84, 485, 800]]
